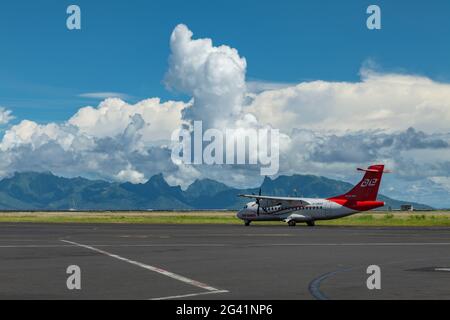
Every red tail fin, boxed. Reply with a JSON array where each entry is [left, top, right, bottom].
[[330, 164, 386, 201]]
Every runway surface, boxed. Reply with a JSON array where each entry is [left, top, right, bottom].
[[1, 222, 450, 300]]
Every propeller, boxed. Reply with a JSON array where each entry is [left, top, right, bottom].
[[256, 188, 261, 215], [255, 188, 267, 215]]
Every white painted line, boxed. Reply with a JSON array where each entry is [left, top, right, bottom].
[[0, 244, 228, 248], [3, 242, 450, 249], [3, 241, 450, 249], [109, 244, 228, 247], [435, 268, 450, 272], [0, 239, 53, 242], [0, 245, 74, 248], [61, 240, 223, 292], [266, 242, 450, 246], [150, 290, 229, 300]]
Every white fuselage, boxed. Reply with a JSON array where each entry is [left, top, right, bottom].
[[236, 198, 357, 223]]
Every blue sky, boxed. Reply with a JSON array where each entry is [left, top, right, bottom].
[[1, 0, 450, 123]]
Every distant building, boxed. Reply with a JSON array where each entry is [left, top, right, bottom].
[[400, 204, 414, 211]]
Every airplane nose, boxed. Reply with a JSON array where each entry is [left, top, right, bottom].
[[236, 210, 243, 219]]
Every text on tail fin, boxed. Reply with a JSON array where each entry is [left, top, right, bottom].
[[329, 164, 386, 201]]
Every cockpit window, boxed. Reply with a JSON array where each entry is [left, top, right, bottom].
[[243, 205, 248, 209]]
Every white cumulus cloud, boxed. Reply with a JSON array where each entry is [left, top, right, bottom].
[[165, 24, 247, 129], [69, 97, 185, 143], [246, 69, 450, 134], [0, 107, 14, 125], [116, 166, 146, 184]]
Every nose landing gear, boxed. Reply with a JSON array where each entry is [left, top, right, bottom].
[[287, 220, 296, 227], [244, 220, 251, 226]]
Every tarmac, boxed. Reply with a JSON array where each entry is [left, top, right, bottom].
[[1, 223, 450, 299]]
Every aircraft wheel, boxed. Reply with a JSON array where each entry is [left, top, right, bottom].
[[288, 220, 296, 227], [307, 221, 315, 227], [244, 220, 251, 226]]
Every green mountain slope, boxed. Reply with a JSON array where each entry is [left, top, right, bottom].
[[0, 172, 432, 210]]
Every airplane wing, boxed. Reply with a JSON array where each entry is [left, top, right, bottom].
[[239, 194, 311, 207]]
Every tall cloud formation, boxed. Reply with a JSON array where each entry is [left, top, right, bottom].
[[0, 24, 450, 206], [165, 24, 247, 129]]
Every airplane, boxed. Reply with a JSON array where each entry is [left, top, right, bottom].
[[236, 164, 389, 226]]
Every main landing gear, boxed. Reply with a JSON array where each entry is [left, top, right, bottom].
[[287, 220, 315, 227]]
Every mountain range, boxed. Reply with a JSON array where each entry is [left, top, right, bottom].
[[0, 172, 432, 210]]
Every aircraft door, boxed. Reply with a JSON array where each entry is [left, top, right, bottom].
[[322, 202, 331, 217]]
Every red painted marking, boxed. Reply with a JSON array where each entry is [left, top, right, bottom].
[[328, 164, 385, 204], [328, 198, 385, 211]]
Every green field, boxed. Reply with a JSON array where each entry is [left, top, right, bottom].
[[0, 211, 450, 226]]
